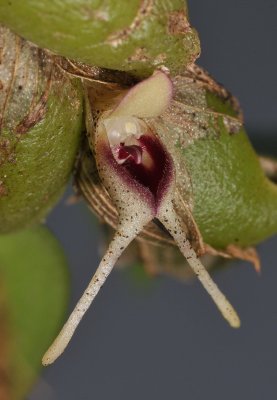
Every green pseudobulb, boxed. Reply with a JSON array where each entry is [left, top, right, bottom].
[[181, 73, 277, 248], [185, 127, 277, 249], [152, 66, 277, 250], [0, 0, 200, 77], [0, 26, 83, 233], [0, 226, 69, 399]]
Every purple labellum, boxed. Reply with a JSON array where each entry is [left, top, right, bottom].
[[110, 132, 174, 213]]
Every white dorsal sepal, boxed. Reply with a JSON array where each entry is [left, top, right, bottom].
[[111, 71, 173, 118]]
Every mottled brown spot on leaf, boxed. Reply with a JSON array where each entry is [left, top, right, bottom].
[[167, 11, 190, 35], [107, 0, 153, 47], [128, 47, 150, 63], [15, 72, 52, 135], [0, 181, 8, 197], [186, 64, 243, 122]]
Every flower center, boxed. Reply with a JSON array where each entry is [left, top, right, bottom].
[[103, 116, 173, 205], [117, 144, 143, 165]]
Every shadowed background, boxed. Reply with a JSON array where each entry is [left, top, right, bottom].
[[28, 0, 277, 399]]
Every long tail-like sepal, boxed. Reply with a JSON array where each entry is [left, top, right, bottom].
[[42, 218, 149, 366], [158, 200, 240, 328]]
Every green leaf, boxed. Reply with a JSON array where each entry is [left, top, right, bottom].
[[0, 26, 83, 234], [0, 225, 69, 399], [154, 65, 277, 249], [0, 0, 200, 77]]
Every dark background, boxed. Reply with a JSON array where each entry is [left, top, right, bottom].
[[29, 1, 277, 399]]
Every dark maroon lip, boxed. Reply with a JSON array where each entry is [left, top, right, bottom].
[[101, 132, 174, 215], [117, 144, 142, 165]]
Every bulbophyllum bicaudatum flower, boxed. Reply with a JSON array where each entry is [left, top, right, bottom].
[[42, 71, 240, 366]]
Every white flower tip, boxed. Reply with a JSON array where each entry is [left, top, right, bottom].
[[220, 301, 241, 328]]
